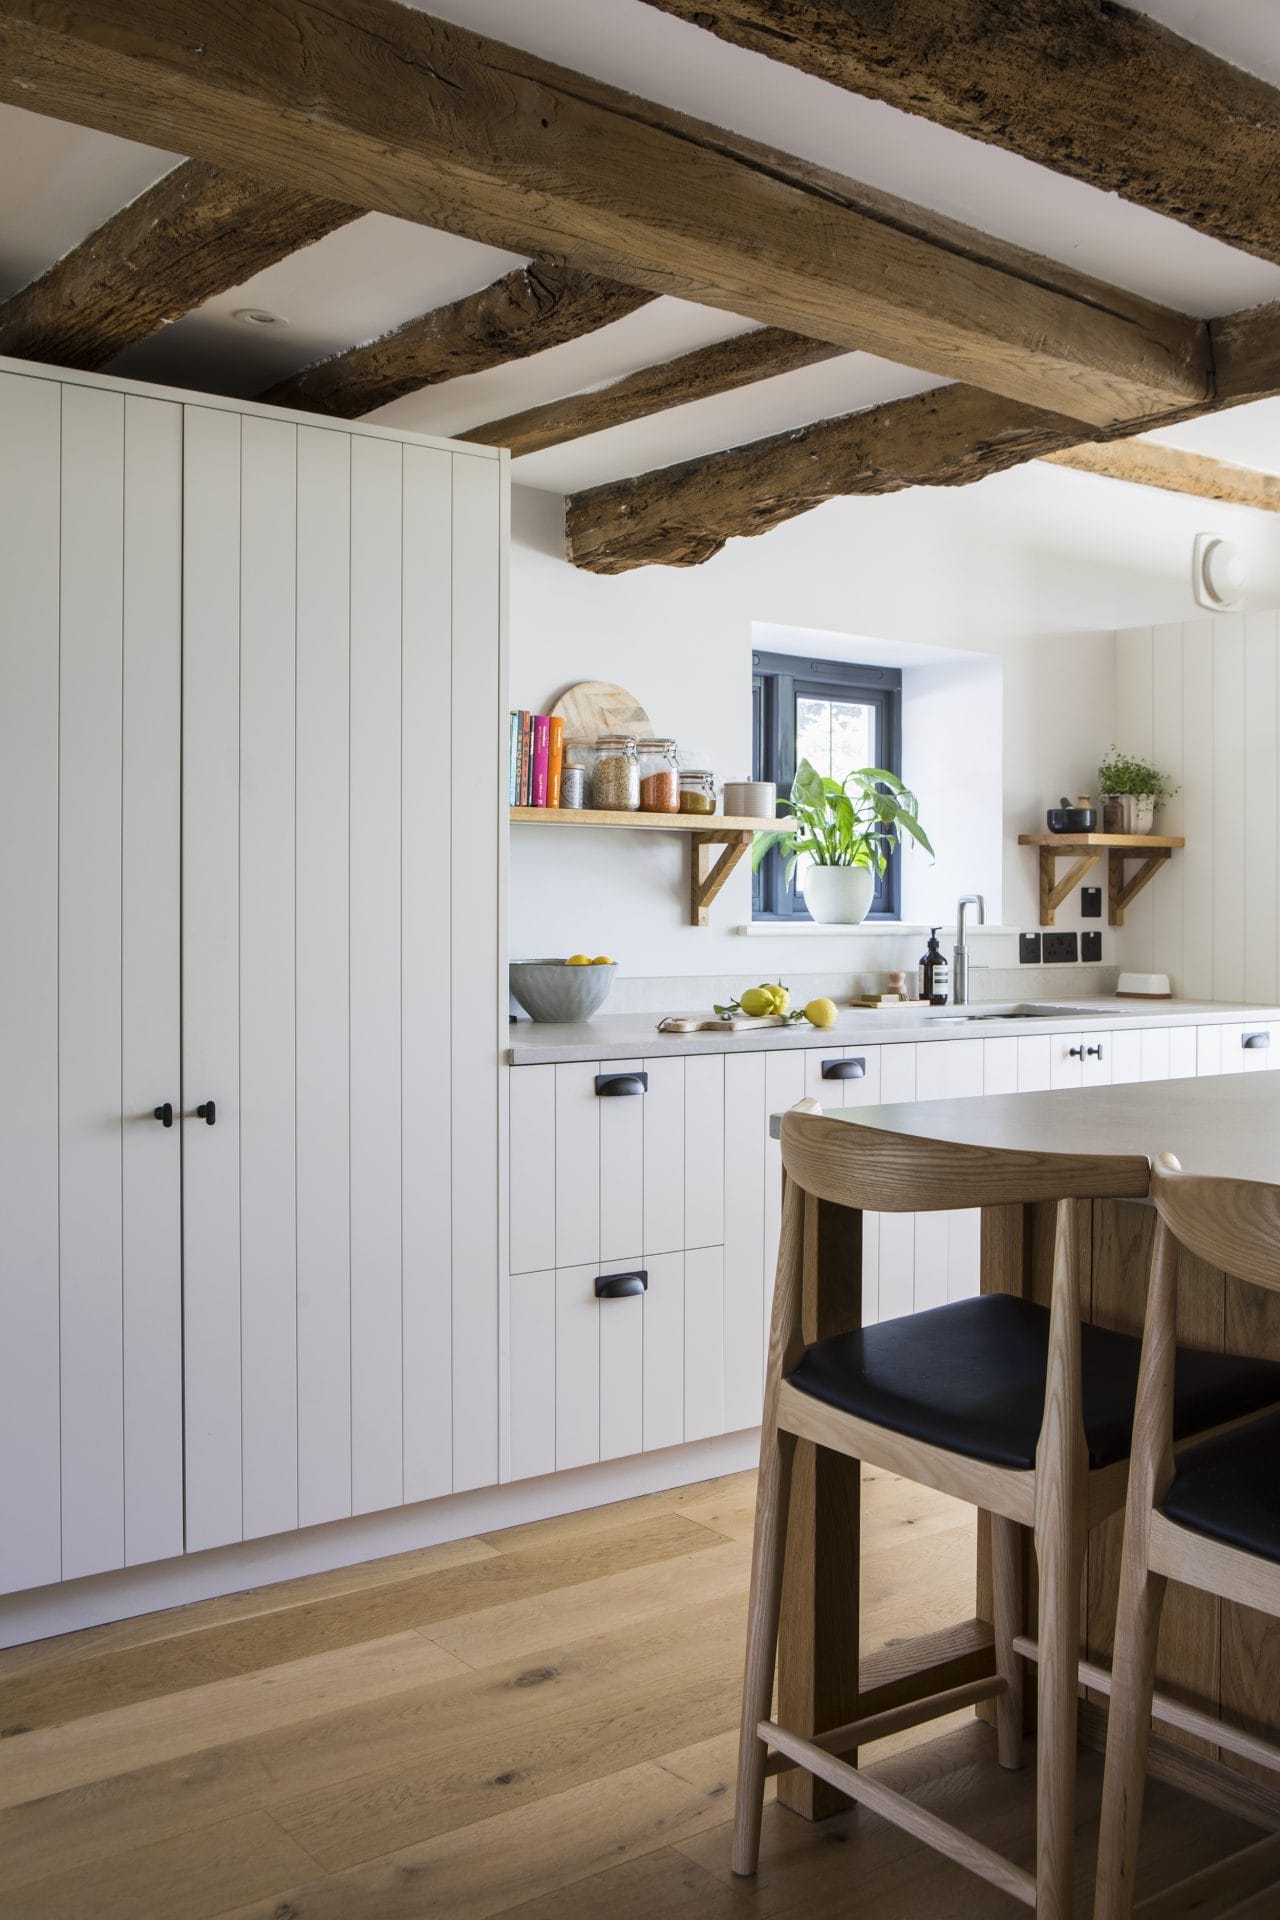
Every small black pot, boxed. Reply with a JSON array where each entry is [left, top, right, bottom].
[[1046, 797, 1097, 833]]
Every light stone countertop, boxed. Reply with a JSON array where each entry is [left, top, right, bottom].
[[507, 997, 1280, 1066]]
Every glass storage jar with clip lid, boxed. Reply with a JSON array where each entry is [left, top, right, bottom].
[[678, 769, 717, 815], [638, 738, 680, 813], [591, 735, 640, 811]]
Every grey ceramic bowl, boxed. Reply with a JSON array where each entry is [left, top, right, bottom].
[[510, 958, 616, 1023]]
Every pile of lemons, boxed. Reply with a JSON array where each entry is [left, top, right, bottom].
[[727, 981, 838, 1030], [565, 953, 613, 966]]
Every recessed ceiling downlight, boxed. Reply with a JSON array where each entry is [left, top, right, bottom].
[[233, 307, 289, 327]]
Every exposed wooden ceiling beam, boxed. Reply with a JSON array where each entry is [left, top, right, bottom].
[[639, 0, 1280, 267], [565, 384, 1095, 572], [1042, 441, 1280, 514], [1212, 302, 1280, 407], [258, 265, 653, 418], [0, 159, 354, 369], [460, 327, 844, 457], [0, 0, 1211, 428]]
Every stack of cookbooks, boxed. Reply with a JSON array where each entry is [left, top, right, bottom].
[[508, 711, 565, 807]]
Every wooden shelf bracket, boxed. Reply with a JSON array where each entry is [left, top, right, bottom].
[[691, 829, 753, 927], [1038, 849, 1102, 925], [1107, 845, 1173, 927]]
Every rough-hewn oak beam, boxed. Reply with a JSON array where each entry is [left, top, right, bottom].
[[0, 159, 354, 368], [259, 265, 652, 418], [461, 327, 844, 456], [565, 384, 1095, 573], [1212, 302, 1280, 408], [1042, 441, 1280, 513], [0, 0, 1210, 427], [640, 0, 1280, 267]]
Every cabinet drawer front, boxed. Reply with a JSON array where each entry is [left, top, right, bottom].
[[1050, 1034, 1083, 1092], [643, 1058, 686, 1255], [1109, 1029, 1144, 1084], [508, 1270, 556, 1483], [643, 1251, 686, 1454], [684, 1246, 725, 1443], [600, 1058, 645, 1260], [1196, 1025, 1223, 1077], [1169, 1027, 1197, 1080], [1140, 1028, 1171, 1082], [915, 1038, 983, 1103], [684, 1056, 725, 1251], [983, 1037, 1019, 1096], [554, 1064, 601, 1269]]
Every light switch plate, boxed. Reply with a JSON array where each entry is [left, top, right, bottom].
[[1081, 931, 1102, 962], [1081, 887, 1102, 918]]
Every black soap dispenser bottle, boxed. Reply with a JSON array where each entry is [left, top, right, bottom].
[[919, 927, 949, 1006]]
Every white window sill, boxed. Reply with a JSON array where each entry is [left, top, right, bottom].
[[735, 922, 1016, 937]]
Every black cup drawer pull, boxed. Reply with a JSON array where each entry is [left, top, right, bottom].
[[821, 1057, 866, 1080], [1244, 1032, 1271, 1050], [594, 1072, 649, 1097], [195, 1100, 217, 1126], [595, 1270, 648, 1299], [153, 1101, 173, 1128]]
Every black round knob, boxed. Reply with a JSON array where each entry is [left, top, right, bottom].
[[153, 1102, 173, 1128], [1068, 1046, 1084, 1059], [196, 1100, 216, 1127], [1085, 1045, 1104, 1059]]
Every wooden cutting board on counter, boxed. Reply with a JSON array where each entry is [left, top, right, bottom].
[[656, 1014, 793, 1034]]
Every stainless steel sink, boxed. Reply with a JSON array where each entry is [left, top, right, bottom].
[[926, 1004, 1085, 1024]]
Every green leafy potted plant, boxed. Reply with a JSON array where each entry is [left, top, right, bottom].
[[1097, 749, 1179, 835], [751, 759, 933, 924]]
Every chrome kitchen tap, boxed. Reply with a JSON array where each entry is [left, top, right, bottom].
[[953, 894, 985, 1005]]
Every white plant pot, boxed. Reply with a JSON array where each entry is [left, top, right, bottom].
[[802, 863, 875, 925], [1130, 794, 1156, 834]]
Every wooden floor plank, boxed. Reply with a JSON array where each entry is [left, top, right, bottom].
[[0, 1629, 465, 1812], [0, 1535, 498, 1681], [0, 1512, 721, 1732], [213, 1753, 736, 1920], [0, 1809, 318, 1920]]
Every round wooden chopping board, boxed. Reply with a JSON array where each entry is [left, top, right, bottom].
[[550, 681, 655, 754]]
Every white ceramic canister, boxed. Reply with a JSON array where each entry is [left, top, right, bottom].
[[723, 780, 777, 818]]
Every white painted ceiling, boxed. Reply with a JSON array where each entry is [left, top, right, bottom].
[[0, 0, 1278, 493]]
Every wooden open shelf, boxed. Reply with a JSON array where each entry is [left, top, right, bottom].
[[509, 805, 764, 926], [1017, 832, 1185, 927]]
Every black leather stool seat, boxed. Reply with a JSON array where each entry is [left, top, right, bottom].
[[787, 1295, 1280, 1473], [1162, 1406, 1280, 1565]]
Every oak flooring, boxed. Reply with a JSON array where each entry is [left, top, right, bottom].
[[0, 1467, 1265, 1918]]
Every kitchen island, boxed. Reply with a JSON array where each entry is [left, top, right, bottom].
[[780, 1072, 1280, 1827]]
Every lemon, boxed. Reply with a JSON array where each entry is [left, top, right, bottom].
[[738, 986, 775, 1018], [768, 985, 790, 1015], [803, 997, 838, 1029], [590, 955, 614, 966], [565, 953, 592, 966]]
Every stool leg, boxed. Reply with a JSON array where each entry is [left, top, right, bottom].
[[732, 1423, 798, 1877], [991, 1514, 1025, 1770], [1095, 1556, 1168, 1920], [1033, 1503, 1086, 1920]]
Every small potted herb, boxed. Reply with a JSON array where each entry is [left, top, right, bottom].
[[751, 759, 933, 923], [1096, 749, 1179, 834]]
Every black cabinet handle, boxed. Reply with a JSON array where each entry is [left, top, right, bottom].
[[595, 1270, 648, 1299], [195, 1100, 217, 1126], [1068, 1046, 1084, 1059], [1086, 1045, 1104, 1059], [1243, 1032, 1271, 1050], [821, 1057, 866, 1080], [594, 1072, 648, 1097], [153, 1102, 173, 1128]]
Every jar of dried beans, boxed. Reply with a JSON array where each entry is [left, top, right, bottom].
[[591, 735, 640, 811], [638, 738, 680, 813]]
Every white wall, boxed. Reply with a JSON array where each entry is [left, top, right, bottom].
[[1115, 609, 1280, 1004], [510, 461, 1280, 984]]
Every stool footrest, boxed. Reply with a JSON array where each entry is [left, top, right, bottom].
[[758, 1718, 1037, 1908], [1013, 1633, 1280, 1777], [762, 1673, 1005, 1777]]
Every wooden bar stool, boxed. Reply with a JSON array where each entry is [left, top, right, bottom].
[[1097, 1154, 1280, 1920], [735, 1110, 1280, 1919]]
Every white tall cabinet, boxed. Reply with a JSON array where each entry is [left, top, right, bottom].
[[0, 361, 506, 1599]]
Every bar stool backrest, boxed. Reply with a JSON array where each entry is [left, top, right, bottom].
[[1152, 1153, 1280, 1294], [779, 1106, 1150, 1215]]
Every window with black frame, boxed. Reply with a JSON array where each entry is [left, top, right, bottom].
[[751, 650, 903, 921]]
